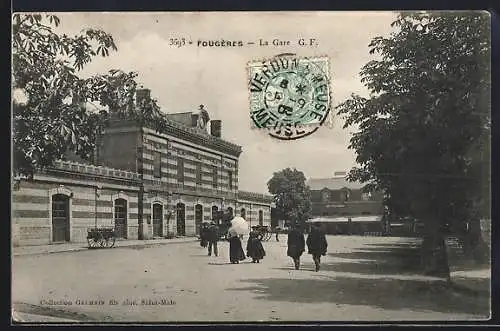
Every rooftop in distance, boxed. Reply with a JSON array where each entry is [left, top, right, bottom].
[[307, 171, 365, 191]]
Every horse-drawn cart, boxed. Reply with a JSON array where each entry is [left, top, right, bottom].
[[87, 227, 116, 248], [253, 225, 273, 241]]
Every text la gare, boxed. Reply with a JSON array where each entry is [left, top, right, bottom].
[[259, 38, 318, 47]]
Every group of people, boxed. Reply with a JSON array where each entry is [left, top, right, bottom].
[[200, 222, 266, 263], [200, 221, 328, 271], [287, 222, 328, 271]]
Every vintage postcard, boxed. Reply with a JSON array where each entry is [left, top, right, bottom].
[[11, 11, 491, 323]]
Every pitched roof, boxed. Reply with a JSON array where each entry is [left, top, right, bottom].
[[307, 177, 365, 191]]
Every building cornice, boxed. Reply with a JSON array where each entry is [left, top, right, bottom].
[[107, 119, 242, 157]]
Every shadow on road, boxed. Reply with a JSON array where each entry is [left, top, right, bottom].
[[228, 238, 490, 318], [227, 276, 490, 317], [208, 261, 255, 266], [325, 246, 422, 275]]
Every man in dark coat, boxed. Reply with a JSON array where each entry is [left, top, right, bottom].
[[287, 224, 306, 270], [306, 222, 328, 272], [200, 222, 209, 248], [206, 222, 219, 257], [247, 227, 266, 263]]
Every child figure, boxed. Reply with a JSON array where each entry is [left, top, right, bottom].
[[246, 227, 266, 263]]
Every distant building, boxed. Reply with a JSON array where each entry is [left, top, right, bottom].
[[306, 173, 385, 235], [12, 90, 272, 246]]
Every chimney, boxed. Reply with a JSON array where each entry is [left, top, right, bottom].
[[210, 120, 222, 138], [136, 88, 151, 105], [191, 113, 199, 127]]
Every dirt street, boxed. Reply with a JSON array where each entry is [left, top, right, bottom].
[[12, 236, 490, 322]]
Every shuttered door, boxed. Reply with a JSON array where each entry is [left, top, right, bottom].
[[153, 204, 163, 237], [176, 203, 186, 236], [114, 199, 127, 238], [52, 194, 70, 242], [195, 204, 203, 235]]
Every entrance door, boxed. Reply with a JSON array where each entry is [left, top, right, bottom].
[[52, 194, 70, 242], [114, 198, 127, 239], [259, 210, 264, 226], [195, 204, 203, 235], [152, 203, 163, 237], [211, 206, 219, 223], [176, 203, 186, 236]]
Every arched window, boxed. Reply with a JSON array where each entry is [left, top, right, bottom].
[[321, 190, 331, 203], [361, 192, 372, 201], [340, 188, 350, 202], [211, 205, 219, 222]]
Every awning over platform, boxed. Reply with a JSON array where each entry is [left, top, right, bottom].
[[306, 215, 383, 223]]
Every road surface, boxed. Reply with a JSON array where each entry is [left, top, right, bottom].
[[12, 236, 490, 322]]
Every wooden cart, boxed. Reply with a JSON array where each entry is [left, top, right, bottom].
[[87, 227, 116, 248]]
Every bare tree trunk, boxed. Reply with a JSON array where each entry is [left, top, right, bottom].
[[421, 221, 451, 281]]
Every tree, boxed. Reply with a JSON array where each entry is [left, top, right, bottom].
[[336, 12, 490, 279], [267, 168, 312, 229], [12, 14, 169, 178]]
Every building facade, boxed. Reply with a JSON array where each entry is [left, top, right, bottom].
[[12, 162, 141, 246], [308, 173, 385, 218], [12, 92, 272, 246], [306, 172, 385, 235]]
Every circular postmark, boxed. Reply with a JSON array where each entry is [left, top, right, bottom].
[[248, 54, 331, 140]]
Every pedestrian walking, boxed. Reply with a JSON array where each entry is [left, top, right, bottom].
[[306, 222, 328, 272], [200, 222, 209, 248], [287, 224, 305, 270], [206, 222, 219, 257], [228, 228, 246, 264], [275, 226, 280, 241], [247, 226, 266, 263]]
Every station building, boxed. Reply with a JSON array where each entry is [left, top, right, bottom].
[[306, 172, 385, 235], [12, 90, 273, 246]]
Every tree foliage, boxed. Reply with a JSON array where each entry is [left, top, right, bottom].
[[12, 13, 169, 178], [336, 12, 491, 236], [267, 168, 312, 227]]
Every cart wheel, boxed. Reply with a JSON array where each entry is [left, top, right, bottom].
[[264, 232, 272, 241], [105, 237, 116, 248], [87, 238, 99, 248]]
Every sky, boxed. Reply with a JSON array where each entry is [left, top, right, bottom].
[[49, 11, 397, 194]]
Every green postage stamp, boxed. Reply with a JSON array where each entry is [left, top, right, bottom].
[[248, 54, 332, 140]]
